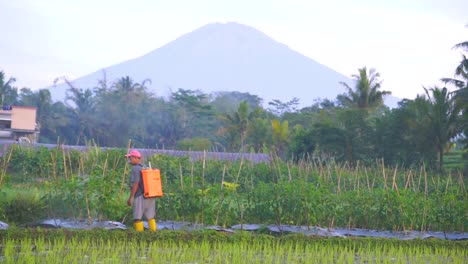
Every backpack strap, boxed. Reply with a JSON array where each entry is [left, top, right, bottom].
[[135, 163, 145, 196]]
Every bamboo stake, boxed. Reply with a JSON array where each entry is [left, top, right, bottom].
[[118, 140, 132, 198], [371, 166, 377, 189], [410, 169, 415, 191], [235, 158, 244, 184], [458, 172, 465, 194], [84, 189, 92, 225], [355, 160, 360, 190], [365, 167, 370, 191], [69, 148, 74, 177], [445, 173, 451, 194], [50, 150, 57, 180], [250, 161, 254, 190], [110, 153, 119, 194], [102, 152, 108, 178], [424, 166, 428, 199], [392, 165, 399, 195], [179, 162, 184, 191], [404, 170, 411, 190], [77, 154, 82, 180], [221, 164, 226, 189], [417, 165, 423, 193], [381, 159, 388, 190], [62, 146, 68, 180], [342, 166, 347, 192], [201, 150, 206, 225], [190, 162, 194, 188], [336, 164, 341, 193]]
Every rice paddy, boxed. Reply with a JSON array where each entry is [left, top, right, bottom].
[[0, 231, 466, 264]]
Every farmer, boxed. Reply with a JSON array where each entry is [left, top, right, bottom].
[[126, 149, 157, 232]]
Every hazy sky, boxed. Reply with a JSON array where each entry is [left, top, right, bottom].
[[1, 0, 467, 99]]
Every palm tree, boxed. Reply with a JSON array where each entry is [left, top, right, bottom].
[[37, 90, 68, 141], [422, 86, 461, 170], [218, 101, 256, 152], [441, 41, 468, 89], [441, 38, 468, 149], [92, 76, 154, 147], [35, 89, 53, 121], [453, 41, 468, 80], [113, 76, 151, 96], [271, 119, 289, 157], [247, 116, 272, 153], [61, 79, 97, 145], [0, 71, 18, 106], [337, 67, 391, 110]]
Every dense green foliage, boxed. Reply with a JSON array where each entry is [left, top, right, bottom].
[[5, 77, 467, 171], [0, 146, 466, 232]]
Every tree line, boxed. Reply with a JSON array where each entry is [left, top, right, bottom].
[[0, 40, 466, 171]]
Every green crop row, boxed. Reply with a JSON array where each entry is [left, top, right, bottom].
[[0, 145, 466, 231]]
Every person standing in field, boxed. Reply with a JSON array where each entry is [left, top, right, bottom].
[[126, 150, 157, 232]]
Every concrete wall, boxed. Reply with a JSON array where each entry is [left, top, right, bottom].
[[11, 106, 37, 130]]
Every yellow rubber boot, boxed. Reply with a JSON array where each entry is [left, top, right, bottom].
[[134, 221, 144, 232], [148, 218, 157, 232]]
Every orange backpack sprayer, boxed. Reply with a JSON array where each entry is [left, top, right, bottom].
[[141, 162, 163, 198]]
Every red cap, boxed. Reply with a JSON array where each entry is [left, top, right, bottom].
[[125, 150, 142, 158]]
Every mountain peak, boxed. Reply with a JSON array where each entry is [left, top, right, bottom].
[[146, 22, 288, 59], [49, 22, 354, 107], [190, 22, 272, 39]]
